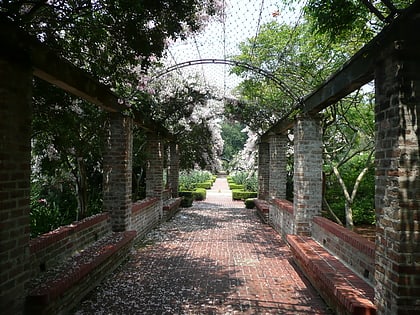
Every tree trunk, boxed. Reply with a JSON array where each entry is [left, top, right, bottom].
[[76, 157, 88, 220]]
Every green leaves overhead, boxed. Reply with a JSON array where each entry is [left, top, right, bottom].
[[1, 0, 220, 85]]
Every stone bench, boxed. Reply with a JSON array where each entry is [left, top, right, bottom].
[[287, 234, 376, 315], [162, 197, 182, 220], [25, 231, 136, 315], [254, 199, 269, 223]]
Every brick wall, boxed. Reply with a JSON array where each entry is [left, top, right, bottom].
[[131, 198, 161, 240], [374, 16, 420, 314], [312, 217, 375, 284], [28, 213, 111, 279], [103, 113, 133, 232], [0, 57, 32, 314], [269, 134, 287, 199], [258, 141, 270, 200], [269, 198, 294, 239], [293, 115, 323, 236]]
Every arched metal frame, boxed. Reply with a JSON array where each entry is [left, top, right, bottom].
[[152, 58, 302, 104]]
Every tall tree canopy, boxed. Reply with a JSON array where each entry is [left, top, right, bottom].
[[1, 0, 222, 84]]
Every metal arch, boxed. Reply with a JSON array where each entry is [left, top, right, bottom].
[[152, 58, 302, 104]]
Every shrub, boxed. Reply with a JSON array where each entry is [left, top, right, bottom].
[[196, 181, 213, 189], [245, 198, 256, 209], [232, 190, 257, 200], [193, 188, 206, 201], [179, 170, 213, 191], [179, 191, 194, 207], [229, 183, 244, 190]]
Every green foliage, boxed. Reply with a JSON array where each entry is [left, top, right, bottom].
[[193, 188, 207, 201], [245, 198, 256, 209], [232, 190, 257, 201], [196, 181, 213, 189], [178, 191, 194, 207], [229, 171, 258, 192], [221, 121, 248, 163], [229, 184, 244, 190], [30, 181, 78, 237], [179, 170, 213, 191], [325, 153, 375, 225]]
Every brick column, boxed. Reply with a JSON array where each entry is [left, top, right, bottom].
[[374, 17, 420, 314], [146, 134, 164, 217], [168, 142, 180, 198], [103, 113, 133, 232], [293, 115, 323, 236], [0, 57, 32, 314], [269, 133, 288, 199], [258, 141, 270, 200]]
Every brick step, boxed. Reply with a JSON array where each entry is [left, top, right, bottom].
[[162, 197, 182, 220], [25, 231, 136, 315], [254, 199, 269, 223], [287, 234, 376, 315]]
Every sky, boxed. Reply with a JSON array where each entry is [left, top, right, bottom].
[[158, 0, 305, 99]]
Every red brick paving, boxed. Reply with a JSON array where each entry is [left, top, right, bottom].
[[74, 177, 331, 314]]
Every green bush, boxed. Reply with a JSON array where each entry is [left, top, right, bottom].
[[196, 181, 213, 189], [245, 198, 256, 209], [232, 190, 258, 200], [179, 170, 214, 191], [229, 171, 258, 192], [179, 191, 194, 207], [229, 183, 244, 190], [193, 188, 206, 201]]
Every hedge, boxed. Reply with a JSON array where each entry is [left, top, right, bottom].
[[245, 198, 256, 209], [193, 188, 206, 201], [229, 183, 244, 190], [196, 181, 213, 189], [232, 190, 258, 201], [179, 191, 194, 207]]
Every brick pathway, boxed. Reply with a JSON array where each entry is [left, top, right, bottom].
[[74, 177, 331, 314]]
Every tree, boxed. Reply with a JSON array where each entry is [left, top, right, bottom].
[[304, 0, 414, 43], [1, 1, 223, 85], [228, 20, 355, 134], [32, 78, 105, 222], [221, 121, 248, 165], [322, 90, 375, 228]]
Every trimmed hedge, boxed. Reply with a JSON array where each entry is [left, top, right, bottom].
[[229, 183, 244, 190], [179, 191, 194, 207], [196, 181, 213, 189], [193, 188, 206, 201], [245, 198, 256, 209], [232, 190, 258, 200]]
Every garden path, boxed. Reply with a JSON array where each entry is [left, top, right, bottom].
[[74, 177, 331, 314]]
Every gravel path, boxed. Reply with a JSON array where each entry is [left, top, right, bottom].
[[73, 178, 331, 314]]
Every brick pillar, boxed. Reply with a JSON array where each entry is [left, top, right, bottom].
[[0, 57, 32, 314], [269, 133, 288, 199], [146, 134, 164, 217], [374, 15, 420, 314], [168, 142, 179, 198], [293, 115, 323, 236], [258, 141, 270, 200], [103, 113, 133, 232]]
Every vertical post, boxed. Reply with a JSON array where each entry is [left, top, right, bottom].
[[374, 14, 420, 314], [293, 114, 323, 236], [168, 142, 180, 198], [103, 113, 133, 232], [146, 134, 164, 217], [0, 56, 32, 314], [269, 133, 288, 199], [258, 141, 270, 200]]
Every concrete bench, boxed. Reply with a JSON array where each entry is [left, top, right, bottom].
[[25, 231, 136, 315], [254, 199, 269, 223], [162, 197, 182, 220], [287, 234, 376, 315]]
